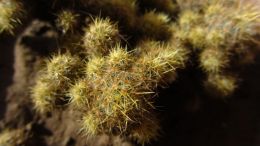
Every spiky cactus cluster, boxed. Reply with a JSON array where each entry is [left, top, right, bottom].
[[32, 53, 83, 113], [79, 42, 185, 140], [0, 0, 256, 144], [32, 17, 187, 144]]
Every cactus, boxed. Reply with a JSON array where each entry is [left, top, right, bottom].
[[82, 18, 121, 56], [205, 74, 238, 97], [69, 42, 186, 142], [0, 0, 23, 34], [31, 15, 187, 143], [31, 53, 83, 113], [0, 0, 257, 145], [0, 126, 31, 146], [199, 48, 229, 74], [55, 10, 79, 34], [139, 11, 172, 40], [76, 43, 186, 139], [173, 0, 260, 97]]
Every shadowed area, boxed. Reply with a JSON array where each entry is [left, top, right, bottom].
[[0, 35, 15, 120]]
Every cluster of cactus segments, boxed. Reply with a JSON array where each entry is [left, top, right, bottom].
[[5, 0, 255, 144], [32, 17, 187, 144]]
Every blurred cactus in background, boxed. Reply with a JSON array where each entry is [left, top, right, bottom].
[[0, 0, 259, 145], [173, 0, 260, 97], [0, 0, 23, 34], [0, 125, 31, 146], [56, 10, 79, 34]]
